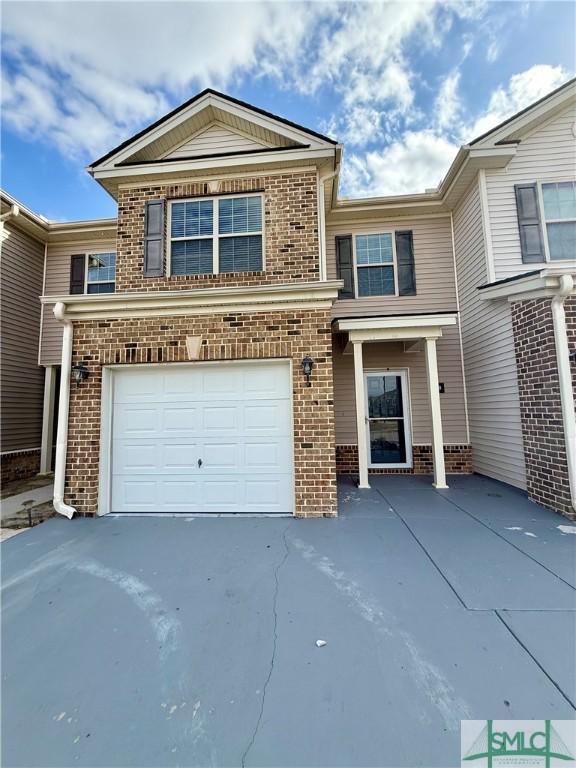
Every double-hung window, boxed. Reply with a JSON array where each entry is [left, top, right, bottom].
[[86, 252, 116, 293], [169, 195, 263, 275], [541, 181, 576, 260], [355, 233, 396, 297]]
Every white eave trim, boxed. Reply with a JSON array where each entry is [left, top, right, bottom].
[[336, 313, 457, 343], [41, 280, 343, 321], [478, 263, 576, 301], [92, 148, 336, 181]]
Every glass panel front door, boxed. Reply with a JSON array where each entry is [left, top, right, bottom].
[[366, 373, 410, 466]]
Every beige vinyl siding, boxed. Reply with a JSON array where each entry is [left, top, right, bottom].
[[1, 223, 45, 453], [326, 215, 457, 318], [333, 324, 468, 446], [40, 239, 116, 365], [164, 123, 269, 160], [453, 177, 526, 488], [486, 104, 576, 280]]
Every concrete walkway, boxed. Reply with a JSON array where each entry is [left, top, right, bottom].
[[1, 475, 575, 767]]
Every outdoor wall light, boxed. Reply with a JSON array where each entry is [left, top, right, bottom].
[[301, 356, 314, 387], [71, 363, 89, 386]]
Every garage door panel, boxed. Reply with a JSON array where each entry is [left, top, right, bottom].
[[243, 366, 288, 396], [114, 372, 162, 403], [114, 443, 160, 472], [163, 444, 198, 470], [162, 406, 198, 432], [202, 406, 238, 432], [162, 369, 203, 399], [109, 362, 293, 514], [114, 406, 160, 435], [112, 478, 159, 511]]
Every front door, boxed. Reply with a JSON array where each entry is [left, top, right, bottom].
[[365, 371, 411, 468]]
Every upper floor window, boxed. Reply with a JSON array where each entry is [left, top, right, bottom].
[[169, 194, 263, 276], [335, 230, 416, 299], [541, 181, 576, 260], [87, 253, 116, 293], [356, 234, 396, 296], [70, 252, 116, 295]]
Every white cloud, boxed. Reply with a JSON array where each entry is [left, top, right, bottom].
[[339, 63, 572, 198], [468, 64, 571, 140], [435, 70, 461, 130], [1, 0, 488, 159], [1, 1, 328, 158], [341, 130, 459, 197]]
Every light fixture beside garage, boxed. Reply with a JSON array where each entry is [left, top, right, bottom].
[[301, 356, 314, 387], [71, 363, 89, 386]]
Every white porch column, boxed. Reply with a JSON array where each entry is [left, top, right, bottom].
[[353, 340, 370, 488], [39, 366, 57, 475], [424, 336, 448, 489]]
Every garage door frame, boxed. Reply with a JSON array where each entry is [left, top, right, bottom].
[[97, 359, 295, 516]]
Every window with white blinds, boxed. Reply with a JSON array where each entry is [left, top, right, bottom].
[[169, 195, 263, 275]]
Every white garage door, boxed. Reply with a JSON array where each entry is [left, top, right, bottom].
[[109, 362, 293, 514]]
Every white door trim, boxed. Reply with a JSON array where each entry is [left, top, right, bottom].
[[98, 358, 295, 517], [364, 369, 413, 470]]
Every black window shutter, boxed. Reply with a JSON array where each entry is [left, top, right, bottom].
[[395, 231, 416, 295], [69, 254, 86, 294], [144, 200, 165, 277], [514, 183, 545, 263], [335, 235, 355, 298]]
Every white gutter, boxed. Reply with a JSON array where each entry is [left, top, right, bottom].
[[317, 166, 340, 281], [551, 274, 576, 513], [52, 302, 77, 519]]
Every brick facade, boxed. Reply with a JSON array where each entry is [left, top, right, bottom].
[[511, 296, 575, 519], [66, 309, 337, 518], [1, 449, 41, 485], [335, 444, 472, 474], [116, 170, 319, 293]]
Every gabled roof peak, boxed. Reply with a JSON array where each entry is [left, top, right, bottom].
[[89, 88, 338, 171]]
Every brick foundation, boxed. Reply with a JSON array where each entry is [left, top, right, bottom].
[[66, 309, 337, 518], [335, 444, 472, 474], [512, 296, 575, 519], [1, 449, 41, 485]]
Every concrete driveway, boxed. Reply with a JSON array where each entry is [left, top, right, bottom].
[[2, 475, 575, 767]]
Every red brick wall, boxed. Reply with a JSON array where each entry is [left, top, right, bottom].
[[65, 308, 336, 517], [335, 444, 471, 474], [511, 296, 575, 519], [1, 449, 41, 485], [116, 171, 319, 292]]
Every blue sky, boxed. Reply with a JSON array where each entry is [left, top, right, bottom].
[[1, 0, 574, 221]]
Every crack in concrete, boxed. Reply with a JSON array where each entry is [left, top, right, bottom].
[[241, 524, 291, 767], [495, 610, 576, 711]]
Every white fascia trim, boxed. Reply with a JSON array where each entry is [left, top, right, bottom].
[[93, 148, 335, 181], [41, 280, 343, 320], [336, 314, 457, 332], [471, 83, 576, 148], [479, 264, 576, 301]]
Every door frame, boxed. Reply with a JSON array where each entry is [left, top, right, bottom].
[[98, 359, 295, 517], [364, 368, 413, 470]]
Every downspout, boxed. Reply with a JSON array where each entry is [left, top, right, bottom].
[[551, 274, 576, 513], [53, 302, 76, 519], [317, 166, 340, 282]]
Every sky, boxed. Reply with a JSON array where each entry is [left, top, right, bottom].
[[1, 0, 574, 222]]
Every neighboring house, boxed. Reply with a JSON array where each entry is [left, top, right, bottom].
[[451, 79, 576, 518], [1, 81, 574, 518], [0, 197, 46, 483]]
